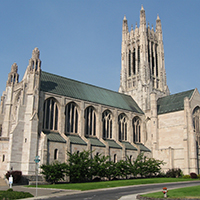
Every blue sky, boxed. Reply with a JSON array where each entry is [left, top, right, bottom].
[[0, 0, 199, 96]]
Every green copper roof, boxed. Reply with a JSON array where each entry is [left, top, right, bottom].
[[66, 134, 87, 145], [121, 141, 137, 151], [157, 89, 194, 115], [86, 137, 106, 147], [104, 139, 122, 149], [43, 131, 66, 143], [136, 143, 151, 152], [40, 71, 143, 113]]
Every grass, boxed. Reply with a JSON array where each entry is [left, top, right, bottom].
[[0, 189, 33, 200], [141, 185, 200, 198], [27, 177, 197, 191]]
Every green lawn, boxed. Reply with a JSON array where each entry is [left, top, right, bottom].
[[141, 185, 200, 198], [28, 177, 198, 191]]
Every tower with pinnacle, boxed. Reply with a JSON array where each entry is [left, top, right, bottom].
[[119, 6, 169, 111]]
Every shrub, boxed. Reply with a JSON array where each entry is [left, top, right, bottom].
[[166, 168, 182, 178], [5, 170, 22, 183], [156, 171, 166, 177], [197, 174, 200, 179], [190, 172, 197, 179], [0, 190, 33, 199], [183, 175, 191, 179], [40, 161, 67, 184]]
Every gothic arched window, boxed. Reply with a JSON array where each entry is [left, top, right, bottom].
[[102, 110, 112, 139], [133, 116, 141, 143], [193, 107, 200, 134], [193, 107, 200, 147], [85, 106, 96, 136], [118, 113, 127, 141], [43, 98, 58, 131], [65, 102, 78, 134]]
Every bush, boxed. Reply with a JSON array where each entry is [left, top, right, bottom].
[[197, 174, 200, 179], [5, 170, 22, 183], [183, 175, 191, 179], [40, 161, 67, 184], [166, 168, 182, 178], [190, 172, 197, 179], [156, 171, 166, 177], [0, 190, 33, 199], [7, 188, 13, 192]]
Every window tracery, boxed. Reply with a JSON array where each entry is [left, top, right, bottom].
[[193, 107, 200, 146], [133, 116, 141, 143], [65, 102, 78, 134], [85, 106, 96, 136], [102, 110, 112, 139], [118, 113, 127, 141], [43, 98, 58, 131]]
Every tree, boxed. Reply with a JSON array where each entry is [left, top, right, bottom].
[[127, 153, 165, 178], [91, 153, 110, 178], [67, 150, 93, 182]]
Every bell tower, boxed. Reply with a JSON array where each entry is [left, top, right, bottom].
[[119, 6, 169, 111]]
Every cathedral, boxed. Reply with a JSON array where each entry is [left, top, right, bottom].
[[0, 6, 200, 178]]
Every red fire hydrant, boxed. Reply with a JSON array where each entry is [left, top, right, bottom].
[[162, 187, 168, 197]]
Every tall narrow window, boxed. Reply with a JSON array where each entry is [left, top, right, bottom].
[[155, 44, 158, 77], [43, 98, 58, 131], [85, 106, 96, 136], [54, 149, 58, 160], [114, 154, 117, 163], [65, 102, 78, 133], [130, 155, 132, 163], [133, 116, 141, 143], [2, 155, 5, 162], [132, 48, 136, 74], [151, 42, 155, 76], [118, 113, 127, 141], [138, 46, 140, 72], [148, 40, 150, 65], [0, 124, 2, 136], [102, 110, 112, 139], [128, 50, 131, 76]]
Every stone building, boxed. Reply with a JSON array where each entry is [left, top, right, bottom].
[[0, 6, 199, 177]]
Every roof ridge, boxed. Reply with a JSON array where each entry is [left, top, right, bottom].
[[40, 70, 143, 113], [42, 70, 132, 98], [158, 89, 195, 101], [157, 89, 195, 115]]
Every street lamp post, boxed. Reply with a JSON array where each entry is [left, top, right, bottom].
[[34, 156, 40, 197]]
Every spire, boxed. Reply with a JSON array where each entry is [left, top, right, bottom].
[[28, 47, 41, 72], [7, 63, 19, 86], [140, 5, 146, 27], [122, 15, 129, 43], [156, 14, 162, 33]]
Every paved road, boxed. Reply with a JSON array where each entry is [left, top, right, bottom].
[[1, 178, 200, 200], [43, 181, 200, 200]]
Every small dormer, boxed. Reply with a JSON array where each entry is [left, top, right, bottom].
[[7, 63, 19, 86]]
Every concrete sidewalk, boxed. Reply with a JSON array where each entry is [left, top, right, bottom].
[[0, 177, 142, 200], [0, 178, 81, 200]]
